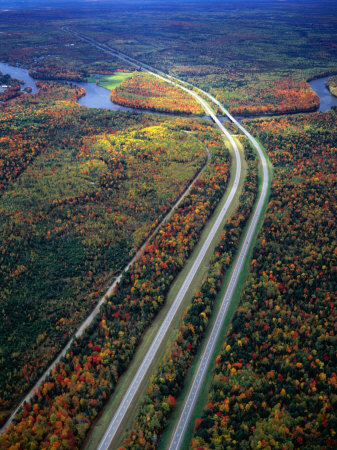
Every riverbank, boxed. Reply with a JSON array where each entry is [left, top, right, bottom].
[[1, 62, 337, 117]]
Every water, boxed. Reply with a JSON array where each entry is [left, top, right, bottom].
[[74, 80, 213, 120], [0, 62, 38, 93], [1, 61, 336, 115], [309, 76, 337, 112], [75, 81, 134, 111], [0, 62, 133, 110], [0, 61, 135, 112], [0, 62, 212, 119]]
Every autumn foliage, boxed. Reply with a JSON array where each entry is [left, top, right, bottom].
[[192, 110, 337, 449], [0, 99, 232, 446], [120, 142, 259, 449], [0, 71, 23, 102], [327, 75, 337, 98], [0, 82, 212, 428], [111, 73, 204, 115], [29, 66, 86, 82], [216, 78, 320, 117]]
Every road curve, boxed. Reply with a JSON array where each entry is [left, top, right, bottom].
[[168, 94, 270, 449], [97, 132, 240, 449], [63, 30, 247, 450], [0, 120, 211, 436]]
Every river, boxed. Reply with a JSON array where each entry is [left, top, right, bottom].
[[0, 62, 134, 111], [0, 62, 39, 94], [309, 76, 337, 112], [1, 62, 336, 115]]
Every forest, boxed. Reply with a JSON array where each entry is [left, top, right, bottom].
[[0, 72, 24, 102], [0, 79, 233, 446], [1, 1, 337, 115], [67, 1, 337, 116], [0, 79, 215, 428], [111, 73, 204, 115], [327, 76, 337, 97], [0, 0, 336, 448], [217, 78, 320, 117], [192, 110, 337, 449]]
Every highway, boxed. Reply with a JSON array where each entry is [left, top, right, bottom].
[[168, 92, 269, 449], [106, 51, 271, 450], [63, 29, 248, 450], [58, 29, 270, 449]]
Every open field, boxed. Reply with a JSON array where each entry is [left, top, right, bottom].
[[87, 72, 133, 89]]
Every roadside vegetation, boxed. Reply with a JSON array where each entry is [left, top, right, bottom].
[[191, 109, 337, 449], [119, 140, 259, 449], [0, 116, 231, 448], [0, 1, 336, 447], [0, 81, 209, 427]]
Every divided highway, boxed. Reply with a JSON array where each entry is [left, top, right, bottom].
[[52, 29, 269, 449], [68, 29, 270, 450], [65, 30, 247, 450]]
